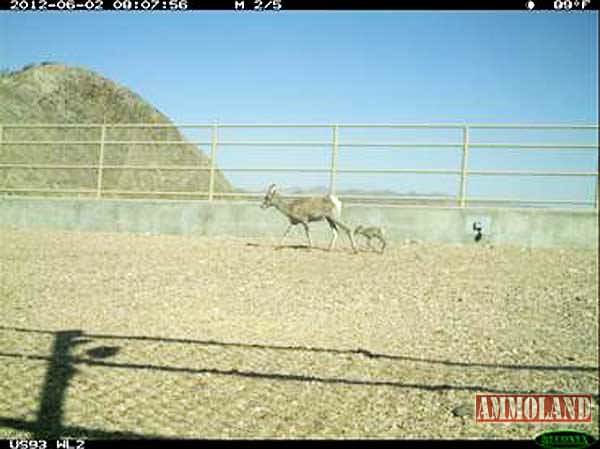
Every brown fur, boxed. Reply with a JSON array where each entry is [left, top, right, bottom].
[[353, 225, 386, 253], [261, 184, 357, 253]]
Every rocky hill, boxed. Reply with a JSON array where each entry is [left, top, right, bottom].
[[0, 63, 233, 198]]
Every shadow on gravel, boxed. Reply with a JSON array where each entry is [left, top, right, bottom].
[[0, 327, 161, 439], [275, 244, 329, 251], [0, 325, 597, 438], [246, 242, 352, 252]]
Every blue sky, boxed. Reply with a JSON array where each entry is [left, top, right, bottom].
[[1, 11, 598, 204]]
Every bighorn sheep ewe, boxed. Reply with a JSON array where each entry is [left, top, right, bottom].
[[261, 184, 357, 253], [353, 225, 386, 253]]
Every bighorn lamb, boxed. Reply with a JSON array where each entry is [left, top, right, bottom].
[[353, 225, 386, 253]]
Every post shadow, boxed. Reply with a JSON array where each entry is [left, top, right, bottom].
[[28, 329, 129, 439], [33, 330, 83, 438]]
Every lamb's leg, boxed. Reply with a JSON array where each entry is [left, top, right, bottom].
[[301, 222, 313, 248], [279, 223, 293, 246], [367, 237, 376, 252]]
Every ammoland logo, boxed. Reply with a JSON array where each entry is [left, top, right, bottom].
[[475, 394, 593, 423]]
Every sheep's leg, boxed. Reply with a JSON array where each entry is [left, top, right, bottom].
[[329, 226, 338, 251], [279, 223, 293, 246], [326, 217, 339, 251], [301, 222, 313, 248], [329, 217, 358, 253], [377, 236, 386, 253], [357, 236, 365, 251]]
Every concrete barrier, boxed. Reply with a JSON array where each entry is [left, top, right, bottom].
[[0, 197, 597, 249]]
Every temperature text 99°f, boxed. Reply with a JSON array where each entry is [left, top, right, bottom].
[[554, 0, 591, 9]]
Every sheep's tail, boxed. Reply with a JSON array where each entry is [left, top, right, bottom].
[[329, 194, 342, 216]]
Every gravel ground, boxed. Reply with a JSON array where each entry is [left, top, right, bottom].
[[0, 228, 598, 439]]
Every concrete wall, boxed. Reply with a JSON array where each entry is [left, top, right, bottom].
[[0, 197, 597, 249]]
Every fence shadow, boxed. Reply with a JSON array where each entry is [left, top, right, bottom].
[[0, 325, 597, 439]]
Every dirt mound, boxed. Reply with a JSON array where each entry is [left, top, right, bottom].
[[0, 63, 232, 198]]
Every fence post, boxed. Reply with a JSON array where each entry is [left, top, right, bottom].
[[96, 124, 106, 199], [459, 125, 469, 208], [0, 125, 3, 198], [208, 124, 218, 201], [329, 124, 339, 195], [592, 174, 600, 212]]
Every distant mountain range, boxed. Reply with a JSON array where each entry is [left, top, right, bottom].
[[274, 186, 453, 198]]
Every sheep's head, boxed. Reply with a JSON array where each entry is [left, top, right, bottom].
[[261, 184, 278, 209]]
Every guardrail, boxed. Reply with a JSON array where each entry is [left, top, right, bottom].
[[0, 123, 597, 209]]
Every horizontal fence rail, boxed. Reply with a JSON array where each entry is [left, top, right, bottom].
[[0, 123, 598, 209]]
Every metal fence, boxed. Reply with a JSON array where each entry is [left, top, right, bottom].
[[0, 123, 598, 209]]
